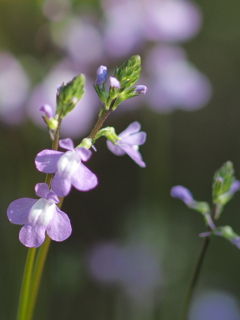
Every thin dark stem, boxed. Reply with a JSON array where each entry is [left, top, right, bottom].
[[179, 205, 216, 320], [178, 236, 210, 320], [88, 109, 111, 140]]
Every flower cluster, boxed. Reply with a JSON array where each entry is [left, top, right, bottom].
[[7, 58, 147, 248], [171, 162, 240, 249]]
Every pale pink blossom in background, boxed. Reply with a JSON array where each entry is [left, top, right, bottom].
[[145, 45, 211, 112], [189, 290, 240, 320], [87, 241, 162, 302], [0, 52, 30, 124]]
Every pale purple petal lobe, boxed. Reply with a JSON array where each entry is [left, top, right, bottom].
[[51, 173, 72, 197], [120, 144, 146, 167], [170, 185, 194, 205], [19, 224, 46, 247], [35, 150, 63, 173], [59, 138, 74, 151], [71, 164, 98, 191], [35, 183, 50, 198], [119, 121, 141, 139], [106, 140, 125, 156], [121, 132, 146, 146], [39, 104, 54, 118], [46, 207, 72, 241], [7, 198, 38, 225], [75, 147, 92, 162], [106, 121, 146, 167]]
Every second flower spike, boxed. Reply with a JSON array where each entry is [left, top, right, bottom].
[[35, 138, 98, 197]]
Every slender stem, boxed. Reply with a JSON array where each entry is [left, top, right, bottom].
[[26, 236, 51, 320], [178, 236, 210, 320], [16, 248, 36, 320], [178, 202, 217, 320], [88, 109, 111, 140]]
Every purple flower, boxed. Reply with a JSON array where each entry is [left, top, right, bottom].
[[229, 180, 240, 194], [7, 183, 72, 247], [170, 185, 194, 205], [134, 85, 148, 95], [35, 138, 98, 197], [39, 104, 54, 119], [106, 121, 146, 167], [95, 65, 108, 85], [109, 76, 120, 88]]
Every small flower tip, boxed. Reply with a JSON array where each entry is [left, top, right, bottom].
[[134, 85, 148, 95], [170, 185, 194, 205], [109, 76, 120, 89], [95, 65, 108, 85], [39, 104, 54, 119]]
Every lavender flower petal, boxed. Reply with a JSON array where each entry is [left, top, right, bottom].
[[20, 224, 46, 247], [7, 198, 38, 225], [35, 183, 59, 203], [119, 122, 141, 139], [35, 183, 51, 199], [120, 144, 146, 167], [229, 180, 240, 194], [71, 164, 98, 191], [35, 149, 63, 173], [75, 147, 92, 162], [121, 132, 146, 146], [51, 172, 72, 197], [39, 104, 54, 119], [170, 185, 194, 205], [59, 138, 75, 151], [106, 140, 125, 156], [46, 207, 72, 241]]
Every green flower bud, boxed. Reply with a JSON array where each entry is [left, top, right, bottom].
[[77, 138, 92, 149], [114, 55, 141, 89], [56, 74, 85, 118]]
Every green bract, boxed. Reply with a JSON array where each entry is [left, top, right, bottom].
[[114, 55, 141, 89], [56, 74, 85, 118], [212, 161, 234, 203]]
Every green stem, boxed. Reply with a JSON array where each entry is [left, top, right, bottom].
[[26, 236, 51, 320], [88, 109, 111, 140], [16, 248, 36, 320], [178, 236, 210, 320]]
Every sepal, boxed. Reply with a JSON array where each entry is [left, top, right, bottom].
[[94, 126, 119, 143], [77, 138, 93, 149]]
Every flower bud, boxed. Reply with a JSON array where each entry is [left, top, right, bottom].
[[170, 185, 194, 205], [134, 85, 148, 95], [95, 65, 107, 86], [109, 76, 120, 89]]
